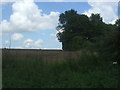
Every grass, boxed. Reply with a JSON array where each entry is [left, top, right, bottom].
[[2, 50, 119, 88]]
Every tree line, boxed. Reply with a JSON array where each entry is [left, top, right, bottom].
[[56, 9, 120, 63]]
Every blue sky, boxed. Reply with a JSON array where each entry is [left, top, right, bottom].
[[118, 1, 120, 18], [0, 1, 118, 49], [2, 2, 91, 21], [36, 2, 91, 14]]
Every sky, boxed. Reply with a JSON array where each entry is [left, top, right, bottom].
[[0, 0, 119, 49]]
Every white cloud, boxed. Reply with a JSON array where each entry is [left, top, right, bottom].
[[2, 40, 10, 48], [34, 39, 43, 48], [11, 33, 24, 41], [23, 38, 43, 48], [83, 0, 118, 24], [4, 40, 9, 45], [1, 0, 60, 35], [23, 38, 33, 48]]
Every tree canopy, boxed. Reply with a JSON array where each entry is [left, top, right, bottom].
[[57, 9, 108, 50], [56, 9, 120, 63]]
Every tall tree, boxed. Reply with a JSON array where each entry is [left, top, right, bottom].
[[57, 9, 105, 51]]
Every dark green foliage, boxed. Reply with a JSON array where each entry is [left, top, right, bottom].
[[97, 19, 120, 63], [90, 13, 102, 22], [57, 9, 120, 64], [2, 51, 119, 88], [57, 9, 106, 50]]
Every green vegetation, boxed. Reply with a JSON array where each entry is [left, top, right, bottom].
[[57, 9, 120, 63], [2, 51, 119, 88], [2, 9, 119, 88]]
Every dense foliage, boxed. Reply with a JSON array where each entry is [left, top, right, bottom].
[[56, 9, 120, 63], [3, 51, 119, 88]]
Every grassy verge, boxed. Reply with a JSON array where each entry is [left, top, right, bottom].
[[2, 52, 119, 88]]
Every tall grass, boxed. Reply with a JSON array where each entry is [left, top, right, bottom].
[[2, 50, 119, 88]]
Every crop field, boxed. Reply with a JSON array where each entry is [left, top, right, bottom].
[[2, 49, 83, 62], [2, 49, 119, 88]]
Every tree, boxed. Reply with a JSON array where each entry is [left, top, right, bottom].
[[114, 19, 120, 63], [96, 19, 120, 63], [56, 9, 105, 51], [71, 36, 85, 51], [90, 13, 102, 23], [56, 9, 80, 50]]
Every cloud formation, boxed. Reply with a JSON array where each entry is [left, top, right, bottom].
[[83, 0, 118, 24], [3, 40, 10, 48], [11, 33, 24, 41], [1, 0, 60, 35], [23, 38, 43, 48], [1, 0, 119, 36]]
